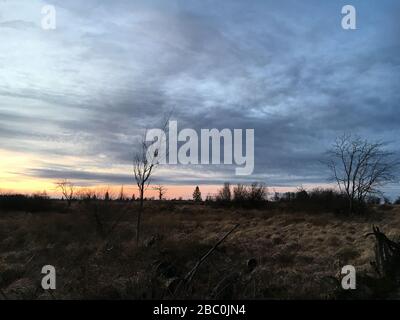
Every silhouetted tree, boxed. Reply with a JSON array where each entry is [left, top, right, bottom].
[[153, 185, 167, 200], [217, 182, 231, 202], [133, 117, 169, 244], [55, 179, 75, 207], [248, 182, 267, 201], [77, 188, 96, 201], [193, 186, 202, 202], [233, 184, 247, 202], [325, 134, 399, 213], [134, 136, 157, 244]]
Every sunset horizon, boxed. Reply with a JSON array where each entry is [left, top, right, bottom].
[[0, 146, 327, 199]]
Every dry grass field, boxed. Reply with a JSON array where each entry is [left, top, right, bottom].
[[1, 201, 400, 300]]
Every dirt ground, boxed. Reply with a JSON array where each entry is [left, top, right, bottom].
[[1, 202, 399, 299]]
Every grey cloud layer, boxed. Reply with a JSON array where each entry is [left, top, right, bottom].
[[1, 0, 399, 195]]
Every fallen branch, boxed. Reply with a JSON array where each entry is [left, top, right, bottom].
[[172, 224, 239, 298], [185, 224, 240, 283], [366, 225, 400, 280]]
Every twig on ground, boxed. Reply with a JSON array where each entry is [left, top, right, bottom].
[[173, 224, 240, 297], [185, 224, 240, 283]]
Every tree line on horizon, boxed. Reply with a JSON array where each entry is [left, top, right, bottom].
[[1, 133, 400, 243]]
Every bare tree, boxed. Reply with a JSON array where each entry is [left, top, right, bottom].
[[153, 185, 167, 200], [76, 188, 96, 201], [134, 136, 156, 243], [133, 118, 169, 244], [325, 134, 399, 213], [233, 184, 248, 202], [217, 182, 232, 202], [248, 182, 267, 202], [55, 179, 75, 207]]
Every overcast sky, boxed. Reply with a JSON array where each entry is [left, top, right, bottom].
[[1, 0, 399, 197]]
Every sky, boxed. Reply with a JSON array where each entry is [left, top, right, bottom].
[[0, 0, 400, 199]]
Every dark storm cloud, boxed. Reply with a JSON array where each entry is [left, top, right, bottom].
[[1, 0, 400, 195]]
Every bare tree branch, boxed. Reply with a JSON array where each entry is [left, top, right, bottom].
[[153, 185, 167, 200], [324, 134, 399, 213], [54, 179, 75, 207], [133, 116, 170, 244]]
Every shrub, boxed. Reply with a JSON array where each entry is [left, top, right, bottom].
[[248, 183, 267, 202], [213, 182, 268, 208], [232, 184, 247, 203], [367, 196, 381, 205], [0, 193, 54, 213], [216, 183, 232, 203], [276, 188, 350, 214]]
